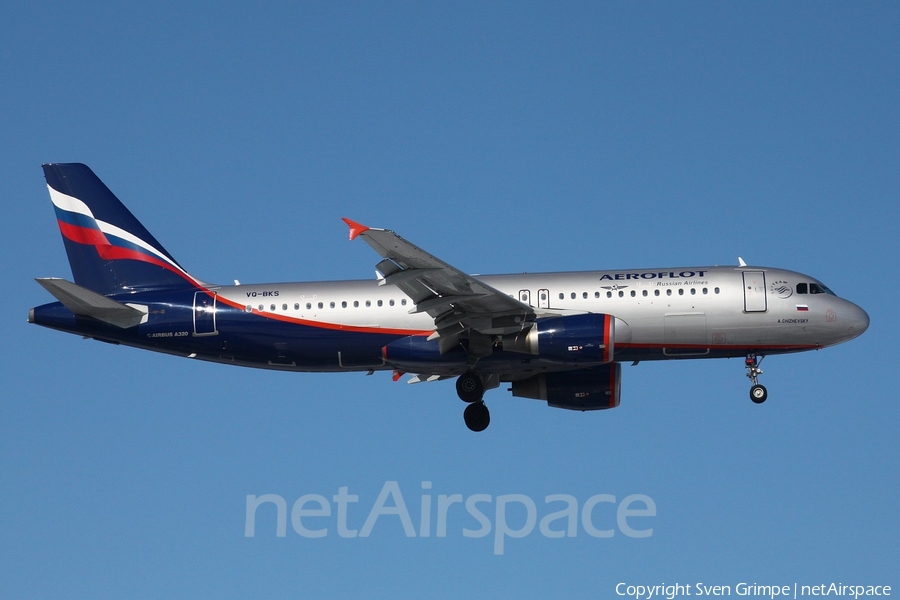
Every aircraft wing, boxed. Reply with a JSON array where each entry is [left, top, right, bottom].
[[343, 218, 535, 352]]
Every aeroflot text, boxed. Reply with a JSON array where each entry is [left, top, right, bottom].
[[244, 481, 655, 555]]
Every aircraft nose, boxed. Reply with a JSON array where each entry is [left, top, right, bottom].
[[845, 302, 869, 340]]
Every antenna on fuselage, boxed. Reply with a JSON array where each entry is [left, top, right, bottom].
[[738, 257, 747, 267]]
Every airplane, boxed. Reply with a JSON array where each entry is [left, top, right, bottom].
[[30, 163, 869, 431]]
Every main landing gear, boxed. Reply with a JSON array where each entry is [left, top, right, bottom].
[[745, 354, 767, 404], [457, 371, 490, 432]]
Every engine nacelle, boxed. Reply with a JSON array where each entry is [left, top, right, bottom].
[[502, 313, 616, 364], [511, 363, 622, 411]]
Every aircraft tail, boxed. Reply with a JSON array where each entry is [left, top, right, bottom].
[[42, 163, 201, 295]]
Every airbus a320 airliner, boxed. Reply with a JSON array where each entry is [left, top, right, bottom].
[[30, 164, 869, 431]]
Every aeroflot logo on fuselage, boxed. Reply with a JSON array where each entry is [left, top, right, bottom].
[[599, 271, 708, 281]]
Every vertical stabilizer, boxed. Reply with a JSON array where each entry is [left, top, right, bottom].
[[43, 163, 200, 294]]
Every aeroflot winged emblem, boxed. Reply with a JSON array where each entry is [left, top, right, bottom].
[[30, 163, 870, 432], [770, 281, 793, 299]]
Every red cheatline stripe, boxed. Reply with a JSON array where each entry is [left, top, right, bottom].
[[617, 342, 819, 351], [215, 294, 432, 337], [59, 220, 200, 287]]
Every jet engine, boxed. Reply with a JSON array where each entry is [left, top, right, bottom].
[[510, 363, 622, 411], [502, 313, 617, 364]]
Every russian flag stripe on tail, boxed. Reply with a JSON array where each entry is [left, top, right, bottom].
[[43, 163, 201, 295]]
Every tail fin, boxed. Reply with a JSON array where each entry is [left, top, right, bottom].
[[43, 163, 201, 294]]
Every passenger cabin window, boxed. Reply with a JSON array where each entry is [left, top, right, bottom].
[[559, 293, 564, 300], [318, 302, 323, 309]]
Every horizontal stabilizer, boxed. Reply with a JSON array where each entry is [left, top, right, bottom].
[[36, 278, 148, 328]]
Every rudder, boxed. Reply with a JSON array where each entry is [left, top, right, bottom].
[[43, 163, 200, 295]]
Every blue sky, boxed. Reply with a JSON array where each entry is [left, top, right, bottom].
[[2, 2, 897, 597]]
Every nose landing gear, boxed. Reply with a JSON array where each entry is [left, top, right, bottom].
[[457, 371, 490, 431], [745, 354, 767, 404]]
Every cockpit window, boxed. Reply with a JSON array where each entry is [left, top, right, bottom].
[[798, 282, 836, 296], [809, 283, 836, 295]]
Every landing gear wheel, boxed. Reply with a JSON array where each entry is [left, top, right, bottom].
[[750, 384, 768, 404], [745, 354, 767, 404], [464, 401, 490, 432], [456, 371, 484, 403]]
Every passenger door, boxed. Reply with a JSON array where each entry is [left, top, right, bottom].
[[193, 291, 218, 336], [742, 271, 767, 313]]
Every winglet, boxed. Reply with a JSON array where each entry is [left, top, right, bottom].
[[342, 218, 370, 241]]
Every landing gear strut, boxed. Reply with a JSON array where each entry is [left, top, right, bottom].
[[745, 354, 767, 404], [457, 371, 490, 431]]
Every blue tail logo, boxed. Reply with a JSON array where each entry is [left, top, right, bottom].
[[43, 163, 201, 295]]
